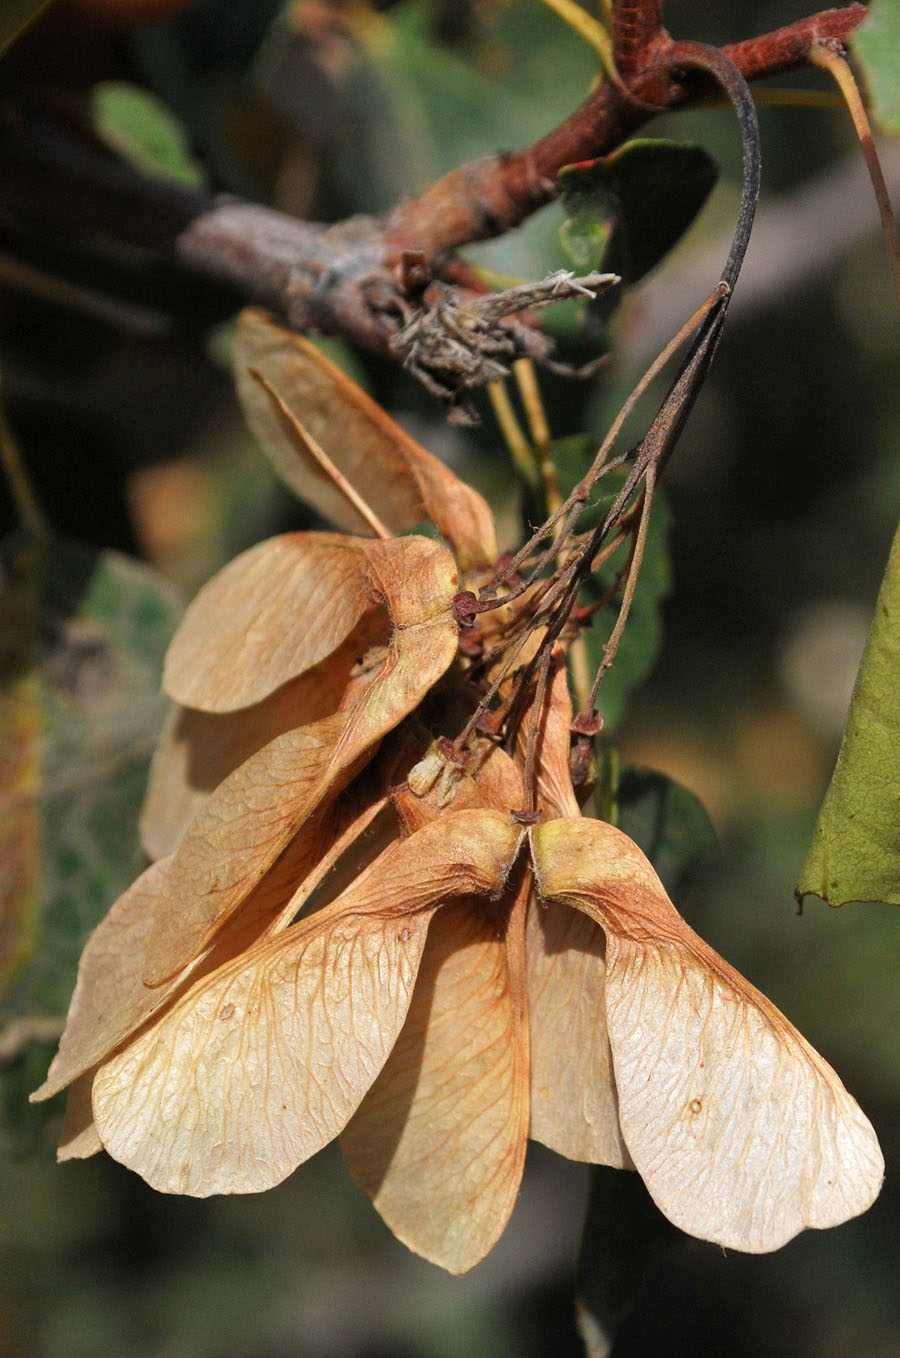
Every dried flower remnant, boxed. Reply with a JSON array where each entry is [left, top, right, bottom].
[[33, 312, 883, 1275]]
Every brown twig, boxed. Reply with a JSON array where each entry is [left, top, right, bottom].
[[0, 4, 867, 395], [384, 5, 865, 257], [811, 40, 900, 319]]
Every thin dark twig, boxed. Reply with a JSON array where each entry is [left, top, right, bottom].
[[588, 466, 657, 708], [486, 282, 727, 603], [667, 41, 762, 293]]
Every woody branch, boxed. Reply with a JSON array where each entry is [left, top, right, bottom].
[[0, 3, 867, 397]]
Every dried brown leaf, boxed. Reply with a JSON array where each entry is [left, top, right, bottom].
[[235, 310, 498, 570]]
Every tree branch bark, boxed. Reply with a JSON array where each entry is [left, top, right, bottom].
[[0, 4, 868, 402]]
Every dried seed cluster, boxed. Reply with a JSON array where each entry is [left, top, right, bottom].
[[33, 311, 882, 1274]]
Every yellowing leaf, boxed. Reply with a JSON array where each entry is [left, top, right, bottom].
[[0, 553, 40, 990], [234, 310, 498, 570], [90, 810, 522, 1196], [32, 807, 332, 1103], [163, 534, 373, 711], [531, 818, 884, 1251], [32, 857, 178, 1102], [342, 878, 530, 1274], [0, 533, 182, 1065], [798, 516, 900, 906]]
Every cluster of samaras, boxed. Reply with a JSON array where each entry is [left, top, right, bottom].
[[33, 311, 882, 1274]]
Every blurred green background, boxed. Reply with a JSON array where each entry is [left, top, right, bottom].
[[1, 2, 898, 1355]]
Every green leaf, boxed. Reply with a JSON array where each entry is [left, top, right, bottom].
[[90, 82, 206, 187], [553, 436, 671, 729], [333, 5, 560, 212], [798, 517, 900, 906], [615, 765, 718, 901], [558, 182, 614, 273], [0, 534, 182, 1058], [853, 0, 900, 135], [558, 140, 719, 284], [330, 0, 595, 287], [576, 1166, 680, 1358], [0, 0, 51, 56]]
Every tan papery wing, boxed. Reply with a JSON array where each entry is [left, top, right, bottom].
[[343, 759, 528, 1273], [234, 309, 497, 570], [531, 818, 884, 1252], [163, 534, 371, 711], [140, 535, 459, 987], [90, 810, 521, 1196]]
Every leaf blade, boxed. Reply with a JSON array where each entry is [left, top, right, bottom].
[[798, 516, 900, 906], [0, 535, 181, 1050], [853, 0, 900, 135], [558, 140, 719, 284]]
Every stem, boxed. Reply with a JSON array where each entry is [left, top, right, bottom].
[[568, 633, 594, 712], [521, 646, 554, 814], [495, 282, 725, 589], [538, 0, 615, 69], [666, 42, 761, 293], [724, 5, 867, 83], [453, 620, 540, 752], [612, 1, 665, 81], [0, 394, 47, 538], [387, 8, 861, 256], [588, 468, 656, 706], [0, 7, 863, 386], [506, 43, 761, 747], [811, 42, 900, 321], [513, 360, 561, 520], [488, 379, 537, 489]]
